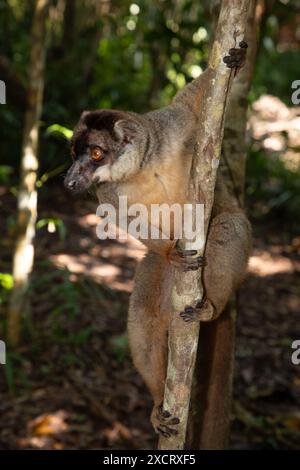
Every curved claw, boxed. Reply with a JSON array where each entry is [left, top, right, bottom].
[[180, 298, 215, 322], [239, 40, 248, 49], [223, 41, 248, 71]]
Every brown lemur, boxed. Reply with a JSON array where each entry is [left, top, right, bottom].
[[64, 43, 251, 438]]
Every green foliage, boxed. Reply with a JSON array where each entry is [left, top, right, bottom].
[[3, 352, 15, 395], [31, 266, 81, 319], [0, 0, 210, 172], [36, 162, 69, 188], [27, 265, 99, 347], [0, 0, 298, 228], [109, 333, 129, 362], [36, 217, 67, 241], [0, 272, 13, 291], [66, 326, 94, 346], [3, 351, 32, 395], [46, 124, 73, 140], [251, 48, 300, 105], [0, 273, 13, 306], [0, 166, 13, 185], [250, 0, 300, 104], [246, 148, 300, 228]]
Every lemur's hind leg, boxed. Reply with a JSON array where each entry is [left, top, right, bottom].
[[180, 211, 251, 323], [128, 251, 179, 437]]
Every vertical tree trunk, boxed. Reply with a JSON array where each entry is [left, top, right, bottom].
[[187, 0, 258, 450], [188, 302, 237, 449], [158, 0, 249, 451], [7, 0, 50, 347]]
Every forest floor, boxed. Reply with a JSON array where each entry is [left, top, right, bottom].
[[0, 185, 300, 450]]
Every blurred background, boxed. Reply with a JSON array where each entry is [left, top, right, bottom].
[[0, 0, 300, 450]]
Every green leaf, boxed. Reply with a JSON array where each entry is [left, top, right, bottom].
[[0, 273, 14, 290], [46, 124, 73, 140]]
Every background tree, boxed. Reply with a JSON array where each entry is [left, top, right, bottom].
[[7, 0, 50, 346]]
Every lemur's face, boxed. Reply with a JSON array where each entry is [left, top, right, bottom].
[[64, 110, 133, 192]]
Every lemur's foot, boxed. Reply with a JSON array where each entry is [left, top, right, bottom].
[[223, 40, 248, 71], [180, 298, 215, 322], [168, 243, 206, 272], [151, 403, 180, 438]]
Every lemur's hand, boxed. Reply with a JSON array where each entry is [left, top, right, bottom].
[[167, 242, 206, 272], [223, 40, 248, 74]]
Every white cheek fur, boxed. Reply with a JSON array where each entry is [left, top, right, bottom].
[[110, 146, 140, 181], [92, 164, 112, 183]]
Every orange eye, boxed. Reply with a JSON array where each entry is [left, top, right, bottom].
[[91, 147, 103, 161], [71, 146, 76, 160]]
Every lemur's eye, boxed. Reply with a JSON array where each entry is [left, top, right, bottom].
[[71, 146, 76, 160], [90, 147, 103, 161]]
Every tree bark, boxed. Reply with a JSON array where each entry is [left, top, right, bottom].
[[187, 0, 258, 450], [187, 301, 237, 449], [7, 0, 50, 347], [158, 0, 249, 451]]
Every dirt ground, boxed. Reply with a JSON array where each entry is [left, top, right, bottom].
[[0, 185, 300, 450]]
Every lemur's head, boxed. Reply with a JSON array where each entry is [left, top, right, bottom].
[[64, 109, 145, 192]]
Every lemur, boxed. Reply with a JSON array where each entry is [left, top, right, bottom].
[[64, 43, 251, 438]]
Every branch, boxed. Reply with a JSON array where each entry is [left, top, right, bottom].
[[189, 0, 258, 450], [221, 0, 258, 205], [158, 0, 249, 450]]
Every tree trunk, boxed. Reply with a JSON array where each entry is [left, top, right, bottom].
[[187, 301, 237, 449], [7, 0, 50, 347], [187, 0, 258, 450], [158, 0, 249, 451]]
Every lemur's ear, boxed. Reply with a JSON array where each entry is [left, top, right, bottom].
[[80, 110, 91, 121], [114, 119, 140, 145]]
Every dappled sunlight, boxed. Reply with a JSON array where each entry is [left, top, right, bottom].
[[50, 253, 134, 292], [28, 410, 68, 436], [49, 211, 146, 291], [18, 410, 69, 449], [77, 212, 146, 259], [248, 250, 299, 276], [250, 95, 300, 171]]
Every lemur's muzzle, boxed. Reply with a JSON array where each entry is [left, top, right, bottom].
[[64, 160, 91, 192]]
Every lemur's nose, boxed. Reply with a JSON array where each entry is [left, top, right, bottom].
[[66, 180, 77, 190]]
